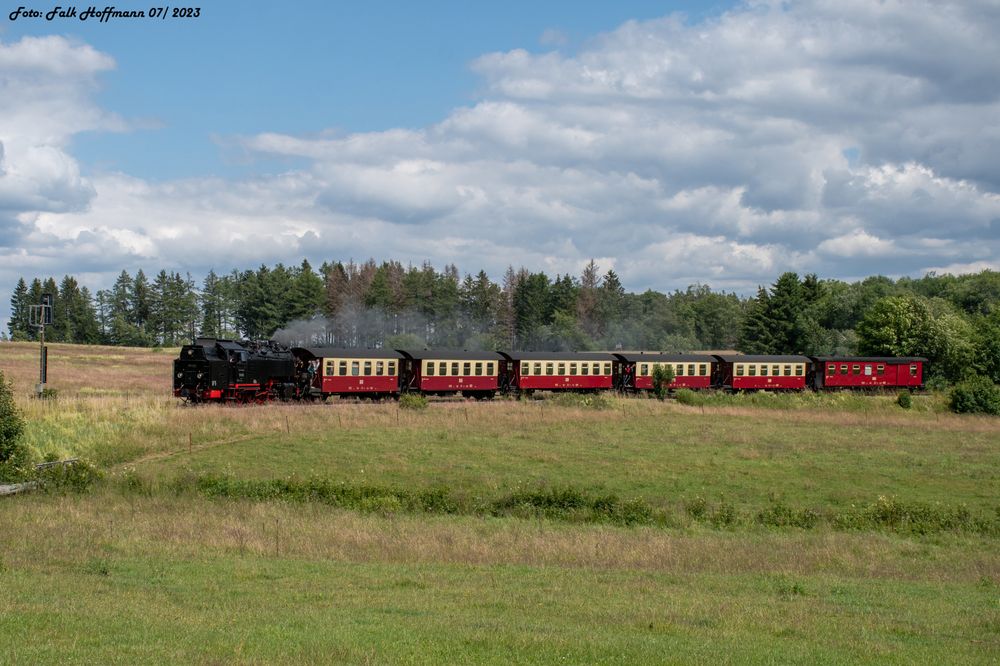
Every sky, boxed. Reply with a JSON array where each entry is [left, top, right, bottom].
[[1, 0, 999, 333]]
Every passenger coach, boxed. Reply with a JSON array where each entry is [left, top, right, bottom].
[[292, 348, 402, 399], [615, 352, 715, 391], [499, 351, 617, 393], [714, 354, 811, 391], [399, 350, 502, 398], [812, 356, 925, 390]]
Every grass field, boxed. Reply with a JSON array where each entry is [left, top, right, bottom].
[[0, 341, 998, 663]]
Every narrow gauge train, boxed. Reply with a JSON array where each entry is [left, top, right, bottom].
[[173, 338, 925, 403]]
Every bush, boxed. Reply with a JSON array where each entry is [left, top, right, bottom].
[[549, 392, 611, 410], [0, 370, 29, 479], [896, 391, 913, 409], [674, 389, 706, 407], [651, 364, 675, 401], [399, 393, 428, 410], [36, 460, 102, 493], [949, 377, 1000, 415]]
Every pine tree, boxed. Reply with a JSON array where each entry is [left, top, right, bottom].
[[739, 287, 777, 354], [8, 278, 29, 340], [288, 259, 324, 321]]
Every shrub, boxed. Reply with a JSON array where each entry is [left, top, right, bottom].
[[674, 389, 706, 407], [896, 391, 913, 410], [0, 370, 29, 479], [756, 502, 820, 529], [949, 377, 1000, 415], [36, 460, 102, 493], [399, 393, 428, 410], [651, 364, 675, 401], [549, 392, 611, 410]]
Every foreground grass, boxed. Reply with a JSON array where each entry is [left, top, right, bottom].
[[1, 342, 998, 663], [1, 491, 997, 664]]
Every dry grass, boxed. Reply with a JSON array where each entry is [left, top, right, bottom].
[[3, 491, 997, 583]]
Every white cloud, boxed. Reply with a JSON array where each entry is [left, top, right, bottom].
[[3, 1, 1000, 335]]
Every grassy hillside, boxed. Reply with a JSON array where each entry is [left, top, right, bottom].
[[0, 342, 997, 663]]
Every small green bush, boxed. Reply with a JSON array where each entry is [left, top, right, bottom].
[[549, 392, 611, 410], [36, 460, 102, 493], [896, 391, 913, 409], [756, 502, 820, 529], [399, 393, 429, 410], [949, 377, 1000, 415], [651, 364, 675, 401], [674, 389, 706, 406], [0, 370, 29, 480]]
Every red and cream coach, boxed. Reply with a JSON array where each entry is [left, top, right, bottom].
[[714, 354, 811, 391], [616, 352, 715, 391], [292, 347, 402, 399], [399, 350, 502, 399], [499, 351, 618, 393]]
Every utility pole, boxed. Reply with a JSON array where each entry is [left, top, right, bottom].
[[29, 293, 53, 398]]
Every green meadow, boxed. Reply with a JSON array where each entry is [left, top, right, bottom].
[[0, 342, 997, 663]]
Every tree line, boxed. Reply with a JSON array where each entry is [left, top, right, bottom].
[[6, 261, 1000, 384]]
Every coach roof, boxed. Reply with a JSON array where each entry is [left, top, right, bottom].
[[615, 352, 716, 363], [397, 350, 505, 361], [714, 354, 812, 363], [812, 356, 927, 363], [498, 351, 619, 361], [293, 348, 404, 359]]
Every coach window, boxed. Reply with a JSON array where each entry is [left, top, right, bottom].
[[521, 362, 529, 375], [852, 364, 861, 375], [546, 363, 554, 376], [749, 365, 757, 376], [351, 361, 360, 377], [840, 364, 848, 375], [376, 361, 384, 376], [324, 360, 334, 376], [388, 362, 396, 376], [736, 364, 744, 376], [581, 363, 589, 375], [686, 364, 695, 376], [795, 365, 803, 376], [781, 365, 789, 376], [641, 364, 649, 376], [827, 364, 835, 376], [603, 363, 612, 375], [462, 362, 471, 375], [910, 364, 918, 377], [568, 363, 576, 376], [534, 362, 542, 375], [877, 364, 885, 375], [700, 364, 708, 376], [772, 365, 780, 376], [864, 365, 872, 376], [475, 362, 483, 376], [557, 363, 566, 375], [363, 361, 372, 376], [339, 360, 348, 376], [426, 362, 435, 377], [760, 365, 768, 376]]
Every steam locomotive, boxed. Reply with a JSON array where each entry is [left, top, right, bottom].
[[173, 338, 926, 403]]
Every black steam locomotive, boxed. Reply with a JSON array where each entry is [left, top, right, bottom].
[[173, 339, 303, 402]]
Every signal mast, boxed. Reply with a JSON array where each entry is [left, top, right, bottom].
[[28, 293, 53, 398]]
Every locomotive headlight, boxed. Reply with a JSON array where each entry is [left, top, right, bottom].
[[197, 372, 204, 379], [176, 372, 182, 378]]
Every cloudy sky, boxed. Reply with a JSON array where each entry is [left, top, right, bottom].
[[2, 0, 999, 332]]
